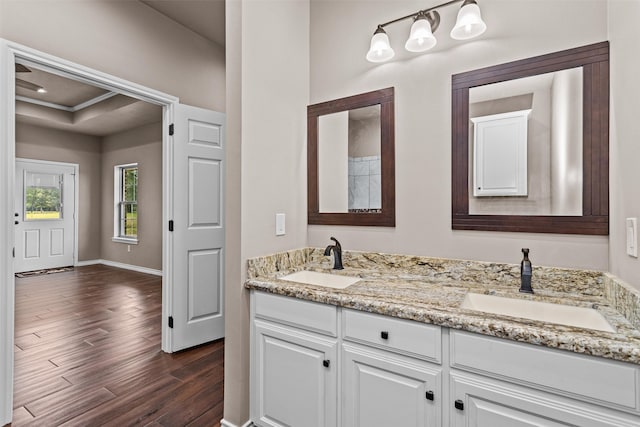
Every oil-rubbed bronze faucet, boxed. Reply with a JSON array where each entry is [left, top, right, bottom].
[[520, 248, 533, 293], [324, 237, 343, 270]]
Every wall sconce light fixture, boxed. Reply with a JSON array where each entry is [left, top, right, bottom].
[[366, 0, 487, 63]]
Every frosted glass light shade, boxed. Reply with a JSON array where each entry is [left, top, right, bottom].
[[405, 17, 437, 52], [450, 1, 487, 40], [366, 29, 395, 63]]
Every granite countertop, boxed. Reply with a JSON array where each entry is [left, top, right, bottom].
[[244, 248, 640, 365]]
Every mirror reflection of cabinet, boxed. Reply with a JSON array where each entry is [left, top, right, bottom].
[[451, 42, 609, 235], [471, 109, 531, 198], [308, 88, 395, 227]]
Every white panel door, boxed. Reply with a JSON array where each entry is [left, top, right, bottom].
[[253, 319, 338, 427], [14, 160, 75, 273], [342, 343, 441, 427], [171, 104, 225, 351]]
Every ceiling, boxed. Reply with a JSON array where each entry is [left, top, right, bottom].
[[14, 1, 225, 137], [141, 0, 225, 47], [15, 64, 162, 137]]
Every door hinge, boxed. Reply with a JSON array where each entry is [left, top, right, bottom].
[[12, 247, 15, 258], [169, 124, 174, 136], [168, 220, 174, 232], [168, 316, 174, 328]]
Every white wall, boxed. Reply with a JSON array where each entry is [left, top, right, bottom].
[[609, 0, 640, 289], [308, 0, 609, 270], [224, 0, 310, 425], [551, 68, 583, 216], [319, 111, 349, 212]]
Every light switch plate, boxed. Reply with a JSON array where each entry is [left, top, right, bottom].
[[627, 218, 637, 258], [275, 213, 285, 236]]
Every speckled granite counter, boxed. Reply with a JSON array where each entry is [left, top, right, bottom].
[[245, 248, 640, 365]]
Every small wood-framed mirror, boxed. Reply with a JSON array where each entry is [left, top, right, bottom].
[[451, 42, 609, 235], [308, 87, 395, 226]]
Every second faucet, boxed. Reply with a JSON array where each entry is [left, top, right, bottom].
[[324, 237, 343, 270]]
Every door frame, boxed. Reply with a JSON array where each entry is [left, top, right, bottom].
[[15, 158, 80, 270], [0, 39, 179, 425]]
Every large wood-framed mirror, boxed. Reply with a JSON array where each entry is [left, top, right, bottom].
[[451, 42, 609, 235], [308, 87, 395, 226]]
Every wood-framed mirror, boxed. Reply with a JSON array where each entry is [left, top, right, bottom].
[[451, 42, 609, 235], [308, 87, 395, 226]]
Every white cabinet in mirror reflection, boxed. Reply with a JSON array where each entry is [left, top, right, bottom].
[[471, 109, 531, 197]]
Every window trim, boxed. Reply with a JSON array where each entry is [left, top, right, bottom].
[[113, 163, 139, 244]]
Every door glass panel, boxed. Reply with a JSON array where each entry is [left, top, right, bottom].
[[24, 171, 63, 220]]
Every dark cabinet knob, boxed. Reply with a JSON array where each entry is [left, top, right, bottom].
[[454, 399, 464, 411], [380, 331, 389, 340], [322, 359, 330, 368], [14, 221, 19, 225], [14, 213, 19, 217], [425, 390, 434, 401]]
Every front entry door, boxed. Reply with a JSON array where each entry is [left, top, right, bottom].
[[14, 159, 76, 273], [171, 104, 225, 351]]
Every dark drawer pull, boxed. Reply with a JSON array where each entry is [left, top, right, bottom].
[[380, 331, 389, 340], [425, 390, 434, 401], [322, 359, 330, 368], [454, 399, 464, 411]]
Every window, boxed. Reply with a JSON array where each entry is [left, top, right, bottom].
[[113, 163, 138, 243], [24, 172, 63, 221]]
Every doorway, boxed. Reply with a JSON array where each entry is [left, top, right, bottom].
[[14, 159, 78, 274], [1, 40, 226, 425]]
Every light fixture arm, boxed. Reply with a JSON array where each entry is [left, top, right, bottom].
[[375, 0, 466, 30]]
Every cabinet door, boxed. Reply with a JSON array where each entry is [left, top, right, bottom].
[[253, 319, 337, 427], [451, 371, 640, 427], [342, 343, 442, 427]]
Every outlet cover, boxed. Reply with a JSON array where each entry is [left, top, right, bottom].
[[275, 213, 285, 236], [627, 218, 638, 258]]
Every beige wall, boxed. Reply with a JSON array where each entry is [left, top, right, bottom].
[[609, 0, 640, 289], [15, 122, 102, 261], [0, 0, 225, 111], [101, 123, 163, 271], [224, 0, 310, 424], [223, 0, 245, 423], [308, 0, 609, 271], [14, 121, 163, 269]]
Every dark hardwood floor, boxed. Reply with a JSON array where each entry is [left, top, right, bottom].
[[10, 265, 223, 427]]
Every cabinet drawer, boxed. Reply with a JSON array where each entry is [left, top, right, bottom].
[[343, 309, 441, 363], [451, 370, 640, 427], [450, 330, 640, 411], [253, 291, 337, 336]]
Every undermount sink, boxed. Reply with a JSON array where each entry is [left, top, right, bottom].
[[280, 270, 360, 289], [461, 293, 616, 333]]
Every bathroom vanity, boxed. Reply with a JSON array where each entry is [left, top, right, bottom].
[[246, 248, 640, 427]]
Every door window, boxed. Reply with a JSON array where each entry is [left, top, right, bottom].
[[24, 171, 63, 221]]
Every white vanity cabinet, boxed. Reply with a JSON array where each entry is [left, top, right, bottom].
[[251, 292, 339, 427], [250, 290, 640, 427], [341, 310, 443, 427], [449, 330, 640, 427]]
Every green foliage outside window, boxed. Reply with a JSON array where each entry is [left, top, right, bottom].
[[25, 184, 62, 220], [120, 166, 138, 238]]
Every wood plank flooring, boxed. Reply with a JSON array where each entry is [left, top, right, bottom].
[[10, 265, 223, 427]]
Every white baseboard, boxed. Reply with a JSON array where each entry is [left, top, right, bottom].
[[220, 419, 253, 427], [75, 259, 162, 276]]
